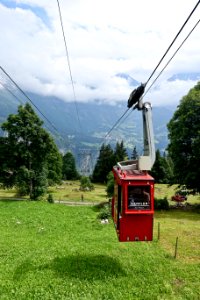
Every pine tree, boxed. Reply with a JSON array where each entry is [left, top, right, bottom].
[[62, 152, 80, 180], [131, 146, 138, 160], [114, 141, 127, 164], [150, 149, 172, 184], [92, 144, 114, 183]]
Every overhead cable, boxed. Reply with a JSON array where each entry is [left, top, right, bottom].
[[56, 0, 82, 132], [0, 66, 59, 133], [104, 107, 130, 140], [144, 18, 200, 96], [145, 0, 200, 86], [0, 81, 24, 105], [114, 17, 200, 131], [103, 0, 200, 141]]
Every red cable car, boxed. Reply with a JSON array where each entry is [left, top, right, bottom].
[[112, 163, 154, 242], [112, 92, 155, 242]]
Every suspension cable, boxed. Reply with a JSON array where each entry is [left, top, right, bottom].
[[144, 18, 200, 97], [0, 66, 59, 133], [113, 18, 200, 137], [102, 0, 200, 141], [145, 0, 200, 86], [56, 0, 82, 133], [0, 80, 24, 105]]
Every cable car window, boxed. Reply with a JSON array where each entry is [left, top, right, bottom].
[[128, 186, 150, 210]]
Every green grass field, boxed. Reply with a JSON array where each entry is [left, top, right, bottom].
[[1, 181, 200, 205], [0, 200, 199, 299]]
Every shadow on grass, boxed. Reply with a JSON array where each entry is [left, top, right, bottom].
[[0, 198, 28, 203], [14, 254, 126, 282], [92, 201, 110, 212]]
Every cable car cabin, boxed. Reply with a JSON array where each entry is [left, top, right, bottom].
[[111, 92, 156, 242], [112, 164, 154, 242]]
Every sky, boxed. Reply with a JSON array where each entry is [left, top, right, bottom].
[[0, 0, 199, 107]]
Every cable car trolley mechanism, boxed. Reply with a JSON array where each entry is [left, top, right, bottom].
[[112, 84, 156, 242]]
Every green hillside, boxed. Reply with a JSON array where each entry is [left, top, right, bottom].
[[0, 200, 199, 299]]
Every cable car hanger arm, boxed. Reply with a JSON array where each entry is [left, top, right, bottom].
[[117, 83, 155, 171]]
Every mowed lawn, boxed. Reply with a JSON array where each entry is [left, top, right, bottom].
[[0, 201, 199, 300]]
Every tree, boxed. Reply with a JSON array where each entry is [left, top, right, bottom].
[[150, 149, 172, 183], [0, 103, 62, 199], [167, 82, 200, 192], [92, 144, 114, 183], [114, 141, 127, 164], [131, 146, 138, 160], [79, 176, 94, 191], [47, 143, 63, 185], [106, 171, 114, 198], [62, 152, 79, 180]]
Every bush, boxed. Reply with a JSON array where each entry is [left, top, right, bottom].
[[106, 171, 114, 198], [154, 197, 169, 210], [79, 176, 94, 191], [97, 202, 111, 219], [47, 193, 54, 204]]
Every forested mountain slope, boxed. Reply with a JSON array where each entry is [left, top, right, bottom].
[[0, 90, 175, 156]]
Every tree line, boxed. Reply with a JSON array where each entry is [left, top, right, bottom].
[[0, 103, 80, 200], [0, 81, 199, 198], [91, 143, 174, 184], [93, 82, 200, 194]]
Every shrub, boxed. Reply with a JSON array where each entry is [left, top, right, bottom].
[[47, 193, 54, 204], [79, 176, 94, 191], [154, 197, 169, 210], [97, 202, 111, 219], [106, 171, 114, 198]]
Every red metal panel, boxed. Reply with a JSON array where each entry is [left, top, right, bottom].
[[118, 214, 154, 242]]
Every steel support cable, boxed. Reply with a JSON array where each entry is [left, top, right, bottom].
[[0, 66, 60, 133], [103, 107, 130, 140], [145, 0, 200, 86], [0, 76, 66, 150], [56, 0, 82, 133], [102, 0, 200, 141], [116, 18, 200, 131], [144, 18, 200, 97], [0, 81, 24, 105], [118, 18, 200, 129]]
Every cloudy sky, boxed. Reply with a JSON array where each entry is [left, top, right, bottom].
[[0, 0, 199, 107]]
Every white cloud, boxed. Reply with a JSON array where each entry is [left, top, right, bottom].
[[147, 80, 197, 107], [0, 0, 199, 106]]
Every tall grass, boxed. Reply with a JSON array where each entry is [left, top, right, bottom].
[[0, 201, 199, 299]]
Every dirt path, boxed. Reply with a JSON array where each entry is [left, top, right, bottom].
[[0, 197, 100, 206]]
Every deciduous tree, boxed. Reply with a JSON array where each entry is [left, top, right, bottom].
[[0, 103, 62, 199], [167, 82, 200, 192]]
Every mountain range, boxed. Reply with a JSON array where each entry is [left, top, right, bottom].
[[0, 89, 175, 157], [1, 71, 198, 171]]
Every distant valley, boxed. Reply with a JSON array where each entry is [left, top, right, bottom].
[[0, 90, 175, 160], [1, 71, 198, 164]]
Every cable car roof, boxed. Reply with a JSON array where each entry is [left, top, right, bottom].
[[113, 166, 154, 181]]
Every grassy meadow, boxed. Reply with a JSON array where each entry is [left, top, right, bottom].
[[0, 183, 199, 299], [0, 181, 200, 204]]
